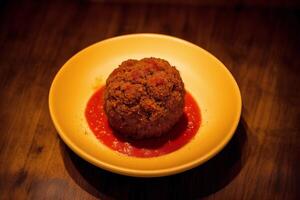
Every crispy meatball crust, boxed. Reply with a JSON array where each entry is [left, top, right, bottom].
[[104, 57, 185, 139]]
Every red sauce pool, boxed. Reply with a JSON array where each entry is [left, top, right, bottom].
[[85, 87, 201, 158]]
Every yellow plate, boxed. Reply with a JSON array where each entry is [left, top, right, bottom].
[[49, 34, 242, 177]]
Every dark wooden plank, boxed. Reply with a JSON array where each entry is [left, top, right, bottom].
[[0, 1, 299, 199]]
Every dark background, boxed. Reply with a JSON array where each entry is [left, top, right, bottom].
[[0, 0, 299, 199]]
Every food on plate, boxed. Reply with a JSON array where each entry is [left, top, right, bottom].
[[104, 57, 185, 139]]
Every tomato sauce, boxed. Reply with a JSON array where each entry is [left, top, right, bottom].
[[85, 87, 201, 158]]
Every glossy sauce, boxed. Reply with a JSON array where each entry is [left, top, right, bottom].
[[85, 87, 201, 158]]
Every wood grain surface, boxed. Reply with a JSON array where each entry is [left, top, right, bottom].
[[0, 0, 299, 199]]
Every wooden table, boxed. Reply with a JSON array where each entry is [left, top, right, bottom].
[[1, 0, 299, 199]]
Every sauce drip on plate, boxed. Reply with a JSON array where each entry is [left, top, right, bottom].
[[85, 87, 201, 158]]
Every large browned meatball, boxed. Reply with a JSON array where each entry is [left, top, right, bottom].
[[104, 57, 185, 139]]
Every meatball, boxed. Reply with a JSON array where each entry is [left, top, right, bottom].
[[104, 57, 185, 139]]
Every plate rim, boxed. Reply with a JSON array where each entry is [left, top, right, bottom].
[[49, 33, 242, 177]]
